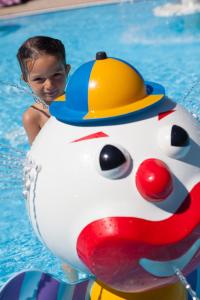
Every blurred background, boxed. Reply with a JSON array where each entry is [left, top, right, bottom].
[[0, 0, 110, 18]]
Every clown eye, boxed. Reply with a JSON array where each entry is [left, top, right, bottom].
[[158, 124, 191, 159], [171, 125, 189, 146], [100, 145, 125, 170], [98, 144, 132, 179]]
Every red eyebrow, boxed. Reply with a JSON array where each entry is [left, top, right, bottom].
[[72, 131, 109, 143], [158, 109, 175, 120]]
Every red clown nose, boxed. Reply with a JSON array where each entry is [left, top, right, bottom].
[[136, 158, 173, 202]]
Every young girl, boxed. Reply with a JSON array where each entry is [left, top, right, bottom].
[[17, 35, 70, 144], [17, 36, 78, 282]]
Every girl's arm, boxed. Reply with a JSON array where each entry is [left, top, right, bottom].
[[23, 109, 41, 145]]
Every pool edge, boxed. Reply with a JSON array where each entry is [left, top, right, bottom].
[[0, 0, 122, 20]]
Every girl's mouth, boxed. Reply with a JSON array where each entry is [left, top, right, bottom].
[[45, 90, 58, 98]]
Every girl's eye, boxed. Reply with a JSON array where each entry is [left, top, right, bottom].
[[33, 78, 44, 82], [54, 73, 62, 77]]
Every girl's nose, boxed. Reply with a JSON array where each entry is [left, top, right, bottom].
[[136, 158, 173, 202], [45, 78, 54, 90]]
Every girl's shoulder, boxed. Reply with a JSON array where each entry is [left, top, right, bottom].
[[22, 104, 41, 125], [23, 103, 50, 123]]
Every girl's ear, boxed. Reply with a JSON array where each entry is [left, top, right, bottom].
[[21, 73, 27, 83], [65, 64, 71, 74], [21, 74, 31, 91]]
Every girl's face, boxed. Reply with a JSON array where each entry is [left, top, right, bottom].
[[25, 54, 70, 103]]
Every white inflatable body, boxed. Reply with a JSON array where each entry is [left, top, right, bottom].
[[23, 54, 200, 293]]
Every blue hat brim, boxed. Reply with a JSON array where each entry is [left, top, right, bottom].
[[50, 81, 165, 125]]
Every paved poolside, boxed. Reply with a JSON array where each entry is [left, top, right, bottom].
[[0, 0, 119, 19]]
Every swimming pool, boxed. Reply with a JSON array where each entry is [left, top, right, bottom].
[[1, 0, 200, 289]]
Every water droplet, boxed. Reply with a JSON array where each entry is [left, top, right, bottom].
[[186, 284, 191, 289], [174, 267, 200, 300]]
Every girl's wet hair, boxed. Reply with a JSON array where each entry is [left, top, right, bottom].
[[17, 36, 66, 80]]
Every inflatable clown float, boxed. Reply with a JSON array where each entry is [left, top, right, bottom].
[[1, 52, 200, 300]]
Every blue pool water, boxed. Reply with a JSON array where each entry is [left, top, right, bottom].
[[1, 0, 200, 288]]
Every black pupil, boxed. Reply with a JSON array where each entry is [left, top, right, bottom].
[[171, 125, 189, 147], [99, 145, 126, 171]]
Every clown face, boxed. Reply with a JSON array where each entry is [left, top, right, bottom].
[[24, 99, 200, 292], [24, 54, 200, 293]]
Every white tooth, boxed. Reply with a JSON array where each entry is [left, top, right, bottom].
[[25, 180, 31, 189], [23, 190, 28, 197]]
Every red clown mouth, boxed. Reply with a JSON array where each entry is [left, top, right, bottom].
[[77, 182, 200, 290]]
